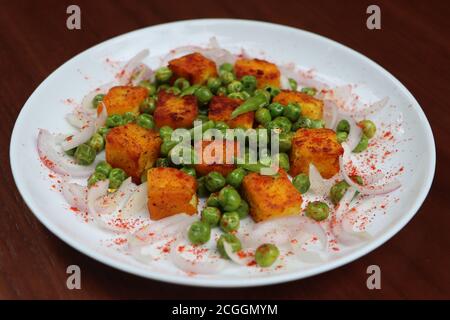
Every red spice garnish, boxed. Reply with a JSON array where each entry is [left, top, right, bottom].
[[70, 206, 80, 212]]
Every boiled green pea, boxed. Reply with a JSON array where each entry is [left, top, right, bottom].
[[292, 173, 310, 194], [201, 207, 221, 227], [220, 211, 240, 233], [195, 86, 213, 105], [174, 77, 190, 91], [92, 94, 105, 109], [188, 221, 211, 245], [359, 120, 376, 139], [353, 134, 369, 153], [136, 114, 155, 129], [87, 172, 107, 187], [306, 201, 330, 221], [217, 233, 241, 259], [74, 144, 96, 165], [155, 66, 172, 83], [283, 103, 301, 122], [105, 114, 124, 128], [205, 172, 226, 192], [226, 168, 246, 189], [268, 102, 284, 118], [88, 133, 104, 152], [255, 108, 272, 125], [329, 180, 350, 205], [180, 166, 196, 177], [255, 244, 279, 267], [218, 185, 241, 211]]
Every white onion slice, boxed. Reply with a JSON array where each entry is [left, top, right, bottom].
[[65, 111, 92, 129], [60, 123, 96, 151], [117, 49, 150, 85], [61, 181, 87, 212], [120, 182, 148, 218], [130, 63, 153, 86], [94, 177, 136, 216], [323, 99, 338, 129], [223, 242, 254, 266], [291, 233, 325, 263], [80, 81, 115, 114], [309, 164, 334, 197], [37, 129, 97, 177], [339, 116, 362, 151], [340, 97, 389, 119]]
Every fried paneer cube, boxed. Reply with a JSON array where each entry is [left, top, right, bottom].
[[273, 90, 324, 120], [242, 170, 302, 222], [208, 96, 254, 129], [99, 86, 148, 116], [105, 123, 161, 182], [168, 52, 218, 85], [194, 140, 239, 177], [289, 128, 343, 179], [153, 91, 198, 129], [234, 58, 281, 89], [147, 167, 198, 220]]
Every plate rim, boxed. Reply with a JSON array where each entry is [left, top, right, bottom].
[[9, 18, 436, 288]]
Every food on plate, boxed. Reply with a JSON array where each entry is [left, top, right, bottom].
[[38, 42, 401, 274], [147, 167, 198, 220], [289, 128, 343, 179]]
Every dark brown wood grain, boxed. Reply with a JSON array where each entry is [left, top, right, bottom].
[[1, 0, 449, 299]]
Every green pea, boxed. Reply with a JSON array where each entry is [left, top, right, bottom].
[[65, 148, 76, 156], [277, 132, 293, 152], [105, 114, 124, 128], [108, 168, 127, 189], [87, 172, 107, 187], [267, 116, 292, 133], [255, 108, 272, 125], [301, 87, 317, 96], [188, 221, 211, 245], [97, 127, 110, 139], [166, 86, 181, 95], [180, 84, 200, 97], [88, 133, 104, 152], [205, 172, 226, 192], [174, 77, 190, 91], [353, 134, 369, 153], [136, 114, 155, 129], [159, 126, 173, 141], [336, 131, 348, 143], [220, 211, 240, 233], [219, 63, 234, 73], [155, 158, 170, 167], [292, 173, 310, 194], [306, 201, 330, 221], [235, 199, 249, 219], [268, 102, 284, 118], [215, 121, 229, 134], [329, 181, 350, 205], [201, 207, 221, 227], [219, 70, 235, 85], [255, 244, 279, 267], [274, 153, 290, 171], [206, 77, 221, 93], [226, 168, 246, 189], [359, 120, 377, 139], [138, 80, 156, 96], [180, 166, 196, 177], [92, 94, 105, 109], [292, 117, 312, 131], [218, 185, 241, 212], [206, 193, 221, 207], [157, 84, 170, 92], [288, 78, 298, 91], [283, 103, 301, 122], [195, 86, 213, 105], [123, 112, 136, 124], [74, 144, 96, 166], [227, 80, 243, 94], [216, 86, 228, 96], [160, 139, 178, 157], [155, 66, 172, 83], [197, 176, 210, 197], [310, 119, 325, 129], [241, 75, 257, 92], [336, 119, 350, 134], [217, 233, 242, 259], [263, 85, 281, 98]]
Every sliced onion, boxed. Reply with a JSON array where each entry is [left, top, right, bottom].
[[223, 242, 254, 266], [291, 233, 325, 263], [340, 97, 389, 119], [61, 181, 87, 212], [340, 143, 401, 196], [65, 111, 92, 129], [60, 123, 96, 151], [37, 129, 97, 177], [130, 64, 153, 86], [120, 182, 148, 218], [80, 81, 114, 114], [309, 164, 334, 197], [94, 177, 136, 216], [278, 64, 329, 93], [334, 186, 357, 220], [117, 49, 150, 85], [323, 99, 338, 129]]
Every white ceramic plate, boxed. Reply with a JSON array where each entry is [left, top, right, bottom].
[[10, 19, 435, 287]]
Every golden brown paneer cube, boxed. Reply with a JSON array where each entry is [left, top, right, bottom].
[[168, 52, 218, 85], [242, 170, 302, 222], [234, 58, 281, 89], [208, 96, 254, 129], [105, 123, 162, 182], [289, 128, 343, 179], [98, 86, 148, 116], [147, 167, 198, 220], [153, 91, 198, 129], [194, 140, 239, 177], [273, 90, 323, 120]]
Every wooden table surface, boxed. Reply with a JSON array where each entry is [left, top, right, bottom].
[[1, 0, 448, 299]]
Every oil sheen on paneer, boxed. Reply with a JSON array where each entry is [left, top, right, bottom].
[[273, 90, 323, 120], [168, 52, 218, 85], [153, 90, 198, 129], [234, 58, 281, 89], [105, 123, 161, 182], [194, 140, 239, 177], [289, 128, 343, 179], [99, 86, 148, 116], [147, 167, 198, 220], [242, 170, 302, 222], [208, 96, 254, 129]]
